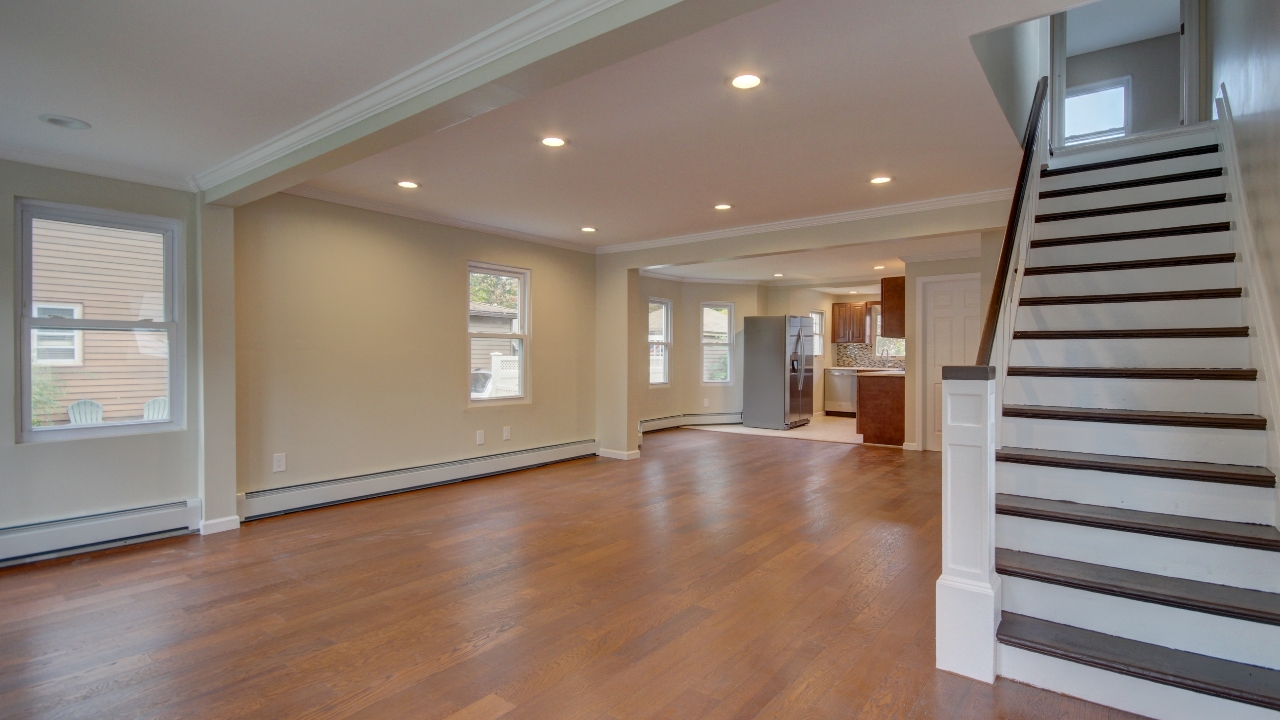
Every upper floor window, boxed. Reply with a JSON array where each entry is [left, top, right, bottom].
[[469, 263, 529, 401], [701, 303, 733, 384], [649, 299, 672, 385], [18, 200, 184, 442], [1065, 77, 1130, 145]]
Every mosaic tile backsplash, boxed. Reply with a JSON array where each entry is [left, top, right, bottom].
[[834, 343, 905, 369]]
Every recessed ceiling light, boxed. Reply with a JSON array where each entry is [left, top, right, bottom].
[[849, 291, 858, 294], [870, 176, 892, 184], [874, 265, 885, 270], [581, 227, 596, 232], [714, 204, 732, 210], [39, 114, 90, 130], [397, 181, 419, 189], [731, 74, 761, 89], [542, 137, 566, 147], [774, 273, 784, 277]]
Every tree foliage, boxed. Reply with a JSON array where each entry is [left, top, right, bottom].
[[469, 272, 519, 309]]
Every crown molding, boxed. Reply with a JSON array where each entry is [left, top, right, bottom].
[[192, 0, 629, 191], [596, 188, 1013, 255], [283, 185, 593, 253], [0, 144, 197, 192], [638, 269, 761, 285]]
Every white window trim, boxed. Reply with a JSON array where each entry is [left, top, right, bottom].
[[648, 298, 672, 386], [809, 310, 826, 358], [32, 302, 84, 366], [18, 199, 186, 443], [1064, 76, 1132, 146], [467, 261, 531, 406], [700, 302, 734, 385]]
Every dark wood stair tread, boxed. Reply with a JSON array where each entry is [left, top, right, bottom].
[[1003, 404, 1266, 430], [996, 549, 1280, 626], [1013, 327, 1249, 340], [1040, 144, 1220, 178], [996, 447, 1275, 488], [995, 494, 1280, 552], [1036, 194, 1227, 223], [1007, 367, 1257, 381], [1040, 168, 1224, 199], [1020, 287, 1241, 306], [1030, 221, 1231, 249], [1023, 253, 1235, 276], [997, 612, 1280, 710]]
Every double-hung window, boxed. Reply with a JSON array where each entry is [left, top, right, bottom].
[[18, 200, 185, 441], [1064, 77, 1130, 145], [648, 299, 672, 385], [468, 262, 529, 401], [701, 303, 733, 384], [809, 311, 825, 358]]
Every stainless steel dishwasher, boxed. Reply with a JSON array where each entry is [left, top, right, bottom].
[[824, 368, 856, 416]]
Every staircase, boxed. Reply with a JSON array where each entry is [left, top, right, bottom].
[[993, 125, 1280, 718]]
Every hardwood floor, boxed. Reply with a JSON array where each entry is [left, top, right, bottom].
[[0, 429, 1143, 719]]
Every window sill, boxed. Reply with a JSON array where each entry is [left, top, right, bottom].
[[21, 419, 185, 444], [467, 396, 532, 409]]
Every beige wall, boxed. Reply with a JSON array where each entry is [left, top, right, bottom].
[[234, 193, 595, 493], [0, 159, 200, 527], [1067, 33, 1182, 135]]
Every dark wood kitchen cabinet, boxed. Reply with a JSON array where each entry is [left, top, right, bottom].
[[832, 302, 866, 343], [880, 276, 905, 338]]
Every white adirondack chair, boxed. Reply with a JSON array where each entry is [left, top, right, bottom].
[[66, 399, 104, 425], [143, 397, 168, 421]]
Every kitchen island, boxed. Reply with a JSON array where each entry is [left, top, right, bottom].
[[855, 370, 904, 446]]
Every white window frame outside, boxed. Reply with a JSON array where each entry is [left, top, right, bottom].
[[809, 310, 825, 358], [32, 302, 84, 366], [467, 261, 531, 405], [700, 302, 734, 385], [1063, 76, 1132, 146], [648, 298, 672, 386], [18, 199, 186, 443]]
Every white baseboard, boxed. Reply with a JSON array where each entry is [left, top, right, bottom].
[[0, 499, 201, 565], [902, 442, 922, 451], [640, 412, 742, 433], [598, 448, 641, 460], [200, 515, 241, 535], [239, 440, 597, 520]]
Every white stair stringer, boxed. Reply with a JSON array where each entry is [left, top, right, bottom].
[[1001, 416, 1267, 466], [1010, 337, 1251, 369], [995, 462, 1275, 525], [1004, 376, 1258, 415]]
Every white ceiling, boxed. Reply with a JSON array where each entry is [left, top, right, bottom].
[[0, 0, 549, 187], [644, 233, 981, 284], [1065, 0, 1181, 57], [300, 0, 1071, 249]]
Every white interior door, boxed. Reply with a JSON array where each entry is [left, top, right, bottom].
[[924, 277, 982, 452]]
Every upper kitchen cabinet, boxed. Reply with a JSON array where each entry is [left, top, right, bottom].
[[832, 302, 866, 343], [880, 277, 905, 338]]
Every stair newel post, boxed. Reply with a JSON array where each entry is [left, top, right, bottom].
[[936, 365, 1000, 682]]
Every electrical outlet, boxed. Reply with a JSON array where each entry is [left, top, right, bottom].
[[476, 430, 485, 445], [703, 398, 710, 408], [502, 426, 511, 440], [272, 453, 286, 473]]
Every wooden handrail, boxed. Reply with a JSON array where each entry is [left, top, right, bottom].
[[975, 76, 1049, 366]]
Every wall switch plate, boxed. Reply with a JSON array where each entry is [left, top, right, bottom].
[[272, 453, 286, 473], [476, 430, 485, 445], [502, 426, 511, 440], [703, 398, 710, 408]]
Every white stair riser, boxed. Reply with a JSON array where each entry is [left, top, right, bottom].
[[1039, 151, 1222, 194], [1002, 576, 1280, 670], [996, 462, 1275, 524], [1011, 337, 1251, 368], [997, 514, 1280, 592], [997, 644, 1280, 720], [1015, 298, 1243, 331], [1038, 176, 1227, 216], [1030, 231, 1235, 267], [1000, 416, 1266, 465], [1047, 129, 1219, 171], [1004, 376, 1258, 415], [1034, 204, 1232, 242], [1022, 262, 1237, 297]]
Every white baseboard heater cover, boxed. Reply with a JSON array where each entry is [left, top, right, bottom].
[[0, 499, 201, 565], [239, 439, 598, 520], [640, 413, 742, 433]]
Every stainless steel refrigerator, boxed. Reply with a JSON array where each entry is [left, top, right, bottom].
[[743, 315, 813, 430]]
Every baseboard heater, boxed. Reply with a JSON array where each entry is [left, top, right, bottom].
[[239, 439, 598, 521], [640, 412, 742, 433], [0, 499, 201, 567]]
